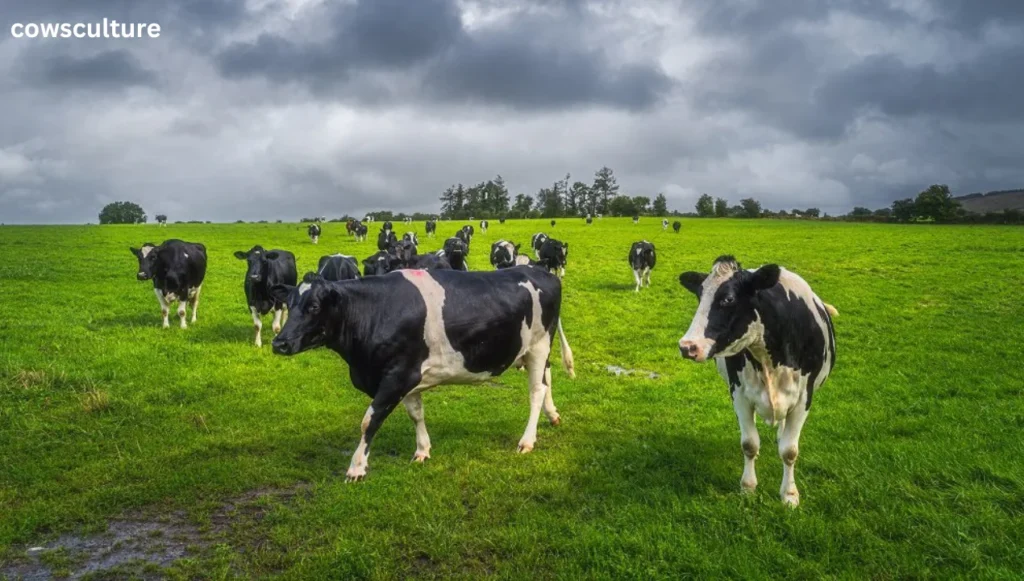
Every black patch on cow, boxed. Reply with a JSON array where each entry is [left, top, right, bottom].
[[317, 255, 361, 281]]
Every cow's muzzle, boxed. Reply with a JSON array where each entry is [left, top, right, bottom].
[[271, 338, 294, 355], [679, 339, 709, 363], [137, 272, 150, 280]]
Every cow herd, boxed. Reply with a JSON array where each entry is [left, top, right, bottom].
[[128, 217, 838, 506]]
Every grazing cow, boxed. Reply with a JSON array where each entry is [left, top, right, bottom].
[[155, 214, 167, 226], [269, 266, 576, 481], [673, 221, 681, 233], [378, 229, 398, 251], [662, 219, 669, 230], [632, 214, 639, 224], [628, 241, 656, 292], [130, 239, 207, 329], [550, 220, 556, 227], [586, 216, 593, 225], [490, 240, 522, 269], [439, 237, 469, 271], [537, 238, 569, 278], [677, 256, 838, 507], [425, 220, 437, 238], [531, 233, 549, 259], [480, 220, 489, 233], [234, 246, 298, 347], [499, 217, 506, 224], [402, 232, 419, 247], [308, 223, 321, 244], [354, 223, 368, 242], [317, 254, 361, 281]]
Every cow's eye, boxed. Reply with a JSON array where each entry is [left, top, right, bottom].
[[308, 303, 321, 315]]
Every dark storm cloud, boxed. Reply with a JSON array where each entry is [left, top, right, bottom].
[[17, 49, 158, 90], [215, 0, 672, 111]]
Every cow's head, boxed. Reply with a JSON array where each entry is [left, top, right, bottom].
[[392, 239, 417, 263], [234, 245, 281, 282], [363, 250, 396, 276], [129, 243, 160, 280], [677, 256, 780, 363], [490, 241, 518, 268], [270, 273, 337, 356]]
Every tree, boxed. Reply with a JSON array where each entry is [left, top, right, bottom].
[[607, 195, 636, 217], [567, 181, 590, 216], [891, 198, 917, 222], [512, 194, 533, 217], [696, 194, 714, 217], [99, 201, 147, 224], [652, 193, 668, 216], [804, 208, 821, 218], [632, 196, 651, 215], [850, 207, 873, 218], [873, 208, 892, 219], [591, 166, 619, 214], [714, 197, 728, 217], [739, 198, 762, 218], [914, 184, 960, 223], [535, 183, 564, 218]]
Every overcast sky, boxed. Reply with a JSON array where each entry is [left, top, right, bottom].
[[1, 0, 1022, 224]]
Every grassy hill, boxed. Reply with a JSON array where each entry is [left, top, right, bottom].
[[954, 189, 1024, 213]]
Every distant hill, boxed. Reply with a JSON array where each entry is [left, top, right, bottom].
[[954, 189, 1024, 214]]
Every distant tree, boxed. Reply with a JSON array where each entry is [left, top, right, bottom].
[[804, 208, 821, 218], [873, 208, 892, 219], [652, 193, 668, 216], [591, 166, 619, 214], [714, 197, 728, 217], [739, 198, 762, 218], [914, 184, 960, 223], [99, 201, 147, 224], [566, 181, 590, 217], [608, 195, 636, 217], [695, 194, 715, 217], [891, 198, 917, 222], [632, 196, 651, 215], [850, 207, 873, 218], [511, 194, 534, 217], [728, 205, 745, 217]]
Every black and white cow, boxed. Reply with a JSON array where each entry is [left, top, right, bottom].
[[308, 223, 321, 244], [382, 221, 393, 235], [402, 232, 419, 247], [550, 220, 556, 227], [234, 245, 298, 347], [392, 238, 418, 264], [365, 215, 375, 223], [404, 217, 412, 225], [586, 216, 593, 225], [155, 214, 167, 226], [425, 220, 437, 238], [673, 221, 681, 233], [317, 254, 361, 281], [269, 266, 576, 481], [490, 240, 523, 269], [499, 217, 506, 224], [480, 220, 488, 233], [403, 253, 452, 271], [354, 223, 368, 242], [458, 225, 474, 245], [363, 250, 397, 276], [438, 237, 469, 271], [632, 214, 639, 224], [130, 239, 207, 329], [530, 232, 549, 259], [628, 241, 656, 292], [537, 238, 569, 278], [346, 219, 359, 236], [662, 218, 669, 230], [377, 229, 398, 251], [677, 255, 838, 507]]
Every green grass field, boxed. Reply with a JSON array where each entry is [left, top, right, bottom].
[[1, 218, 1022, 579]]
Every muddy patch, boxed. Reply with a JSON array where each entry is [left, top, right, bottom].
[[606, 365, 660, 379], [1, 484, 309, 580]]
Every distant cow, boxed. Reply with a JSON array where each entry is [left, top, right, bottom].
[[677, 256, 838, 507], [382, 221, 393, 235], [628, 241, 655, 292], [234, 245, 298, 347], [308, 223, 321, 244], [662, 219, 669, 230], [130, 239, 207, 329], [269, 266, 576, 481], [425, 220, 437, 238], [490, 240, 522, 269], [537, 238, 569, 278], [404, 217, 412, 225], [377, 229, 397, 251], [402, 232, 419, 247], [346, 219, 359, 236], [673, 221, 681, 233], [480, 220, 488, 233], [632, 215, 639, 224], [550, 220, 556, 227], [455, 226, 473, 247], [391, 239, 418, 264], [586, 216, 592, 225], [354, 223, 368, 242], [499, 218, 506, 224], [317, 254, 361, 281], [439, 237, 469, 271], [530, 232, 549, 259], [155, 214, 167, 226], [363, 250, 398, 276], [365, 215, 375, 223]]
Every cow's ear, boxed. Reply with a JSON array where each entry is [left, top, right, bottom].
[[233, 251, 247, 260], [269, 284, 293, 304], [130, 246, 141, 258], [264, 251, 280, 260], [750, 264, 780, 292], [514, 243, 521, 252], [679, 272, 706, 296]]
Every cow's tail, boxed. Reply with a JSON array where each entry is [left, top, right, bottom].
[[556, 318, 576, 379], [824, 303, 839, 317]]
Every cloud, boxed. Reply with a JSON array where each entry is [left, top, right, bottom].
[[1, 0, 1024, 224]]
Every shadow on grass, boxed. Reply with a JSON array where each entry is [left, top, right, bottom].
[[591, 281, 637, 292]]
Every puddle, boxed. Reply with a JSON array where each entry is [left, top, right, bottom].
[[606, 365, 660, 379], [1, 484, 308, 580]]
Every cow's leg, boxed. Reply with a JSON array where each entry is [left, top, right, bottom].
[[250, 306, 263, 347], [271, 306, 283, 334], [189, 285, 202, 323], [542, 361, 560, 426], [346, 388, 403, 482], [177, 296, 188, 329], [633, 269, 642, 292], [778, 401, 810, 507], [644, 267, 652, 287], [517, 344, 551, 453], [403, 391, 431, 462], [734, 395, 760, 493], [154, 289, 170, 329]]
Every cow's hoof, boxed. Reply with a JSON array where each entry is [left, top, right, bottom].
[[412, 451, 430, 463], [548, 415, 561, 426], [272, 325, 281, 334], [517, 442, 534, 454], [782, 490, 800, 507], [345, 469, 367, 482], [740, 481, 757, 494]]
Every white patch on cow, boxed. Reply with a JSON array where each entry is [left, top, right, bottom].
[[154, 288, 170, 328], [297, 282, 312, 295], [514, 255, 531, 266], [251, 305, 263, 347], [679, 259, 739, 358], [140, 245, 155, 258], [183, 252, 189, 259], [399, 271, 494, 389]]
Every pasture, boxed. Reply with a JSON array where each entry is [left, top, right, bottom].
[[1, 218, 1022, 579]]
